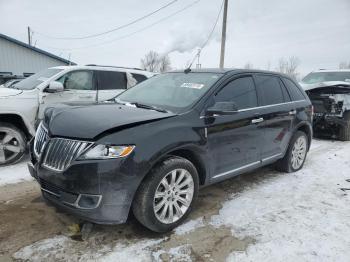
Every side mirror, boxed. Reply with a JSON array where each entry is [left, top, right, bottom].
[[206, 101, 239, 116], [46, 81, 64, 93]]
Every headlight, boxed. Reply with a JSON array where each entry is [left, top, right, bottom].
[[79, 145, 135, 160]]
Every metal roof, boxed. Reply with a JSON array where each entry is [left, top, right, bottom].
[[0, 33, 76, 65]]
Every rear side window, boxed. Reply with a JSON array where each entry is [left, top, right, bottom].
[[279, 79, 291, 102], [97, 71, 127, 90], [215, 76, 257, 110], [283, 78, 306, 101], [255, 75, 285, 106], [132, 73, 148, 83]]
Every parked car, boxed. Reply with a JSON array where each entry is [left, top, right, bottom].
[[301, 69, 350, 140], [0, 78, 25, 88], [301, 69, 350, 85], [0, 65, 154, 165], [28, 69, 313, 232]]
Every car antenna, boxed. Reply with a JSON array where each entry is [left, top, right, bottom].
[[183, 0, 224, 74], [184, 49, 201, 74]]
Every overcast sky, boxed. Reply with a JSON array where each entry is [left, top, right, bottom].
[[1, 0, 349, 76]]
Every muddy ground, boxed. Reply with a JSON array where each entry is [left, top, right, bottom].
[[0, 166, 280, 262]]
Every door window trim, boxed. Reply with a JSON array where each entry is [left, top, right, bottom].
[[237, 100, 306, 112]]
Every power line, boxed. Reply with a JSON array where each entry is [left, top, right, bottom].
[[187, 0, 224, 69], [37, 0, 201, 51], [33, 0, 179, 40]]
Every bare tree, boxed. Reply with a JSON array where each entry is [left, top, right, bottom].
[[140, 51, 172, 73], [140, 51, 160, 72], [158, 54, 172, 73], [276, 56, 300, 80], [339, 61, 350, 69]]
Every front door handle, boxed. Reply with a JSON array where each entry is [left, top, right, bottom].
[[289, 110, 297, 115], [251, 117, 264, 124]]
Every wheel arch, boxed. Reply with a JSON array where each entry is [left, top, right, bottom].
[[164, 148, 207, 186], [294, 122, 313, 150], [0, 113, 33, 140]]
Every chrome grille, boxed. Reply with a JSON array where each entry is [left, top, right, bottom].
[[42, 138, 93, 172], [34, 123, 49, 157]]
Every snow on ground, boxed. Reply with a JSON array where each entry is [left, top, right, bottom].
[[0, 158, 33, 186], [10, 140, 350, 261], [212, 140, 350, 261]]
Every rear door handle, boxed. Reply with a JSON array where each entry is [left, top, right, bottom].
[[251, 117, 264, 124], [289, 110, 297, 115]]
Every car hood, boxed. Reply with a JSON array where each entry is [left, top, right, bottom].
[[46, 103, 177, 139], [0, 87, 23, 98], [301, 81, 350, 91]]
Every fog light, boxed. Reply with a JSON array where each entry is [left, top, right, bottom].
[[77, 194, 102, 209]]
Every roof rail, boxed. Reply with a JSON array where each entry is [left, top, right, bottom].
[[85, 64, 144, 71]]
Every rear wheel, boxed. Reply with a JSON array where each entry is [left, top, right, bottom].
[[339, 111, 350, 141], [275, 131, 308, 173], [0, 122, 27, 166], [132, 156, 199, 233]]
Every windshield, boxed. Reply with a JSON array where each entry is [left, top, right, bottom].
[[302, 72, 350, 84], [116, 72, 223, 113], [12, 68, 63, 90]]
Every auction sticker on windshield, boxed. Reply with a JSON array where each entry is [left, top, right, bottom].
[[181, 83, 205, 89]]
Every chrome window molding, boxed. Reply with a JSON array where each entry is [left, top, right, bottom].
[[200, 100, 306, 118]]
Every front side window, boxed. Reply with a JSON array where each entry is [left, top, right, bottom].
[[12, 68, 63, 90], [97, 71, 127, 90], [116, 72, 222, 113], [215, 77, 257, 110], [58, 70, 94, 90], [255, 75, 285, 106]]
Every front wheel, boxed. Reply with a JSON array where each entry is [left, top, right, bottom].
[[275, 131, 309, 173], [0, 122, 27, 166], [132, 157, 199, 233]]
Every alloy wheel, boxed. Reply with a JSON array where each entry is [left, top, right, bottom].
[[291, 136, 307, 170], [0, 127, 25, 165], [153, 168, 194, 224]]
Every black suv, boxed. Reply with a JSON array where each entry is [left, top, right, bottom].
[[28, 69, 313, 232]]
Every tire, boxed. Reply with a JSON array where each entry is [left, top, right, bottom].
[[275, 131, 309, 173], [339, 111, 350, 141], [0, 122, 27, 166], [132, 156, 199, 233]]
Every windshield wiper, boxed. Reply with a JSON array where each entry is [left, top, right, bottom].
[[130, 102, 168, 113]]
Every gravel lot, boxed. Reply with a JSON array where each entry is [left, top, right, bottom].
[[0, 139, 349, 262]]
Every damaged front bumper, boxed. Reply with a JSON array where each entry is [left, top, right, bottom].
[[28, 141, 140, 225]]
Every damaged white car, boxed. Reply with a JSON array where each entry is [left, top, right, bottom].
[[301, 70, 350, 140], [0, 65, 154, 165]]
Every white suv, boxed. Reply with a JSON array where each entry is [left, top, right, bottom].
[[0, 65, 155, 165]]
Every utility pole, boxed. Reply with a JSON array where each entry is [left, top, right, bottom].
[[27, 26, 32, 46], [219, 0, 228, 69]]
